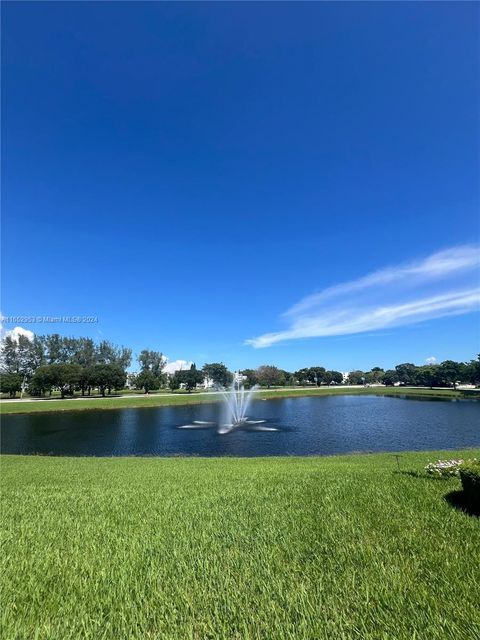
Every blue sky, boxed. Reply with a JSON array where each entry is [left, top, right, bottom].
[[2, 2, 479, 372]]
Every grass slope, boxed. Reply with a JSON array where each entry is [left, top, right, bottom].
[[0, 386, 465, 415], [1, 450, 479, 639]]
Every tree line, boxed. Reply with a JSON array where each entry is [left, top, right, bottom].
[[0, 334, 133, 398], [0, 332, 478, 398], [355, 360, 480, 390]]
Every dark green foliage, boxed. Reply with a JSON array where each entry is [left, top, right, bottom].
[[240, 369, 259, 388], [395, 363, 418, 385], [72, 338, 97, 368], [202, 363, 233, 388], [347, 370, 366, 385], [416, 365, 441, 388], [29, 364, 82, 398], [0, 334, 45, 378], [280, 370, 296, 386], [135, 370, 161, 394], [97, 341, 132, 369], [87, 364, 126, 396], [29, 363, 126, 397], [169, 374, 181, 391], [364, 367, 384, 384], [293, 368, 306, 384], [2, 334, 131, 372], [438, 360, 462, 389], [294, 368, 343, 386], [172, 364, 204, 392], [460, 460, 480, 505], [382, 370, 399, 386], [137, 349, 165, 377], [28, 367, 53, 396], [325, 370, 344, 384], [0, 373, 23, 397]]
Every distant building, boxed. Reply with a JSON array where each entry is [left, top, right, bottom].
[[203, 376, 214, 389], [125, 372, 138, 389], [233, 371, 247, 385]]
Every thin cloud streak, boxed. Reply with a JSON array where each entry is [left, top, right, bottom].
[[285, 245, 479, 317], [246, 245, 480, 348]]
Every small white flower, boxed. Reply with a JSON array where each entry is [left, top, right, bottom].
[[425, 459, 464, 477]]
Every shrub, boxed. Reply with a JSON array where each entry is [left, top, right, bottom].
[[459, 459, 480, 504], [425, 459, 464, 477]]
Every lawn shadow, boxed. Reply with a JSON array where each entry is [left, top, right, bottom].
[[444, 490, 480, 517]]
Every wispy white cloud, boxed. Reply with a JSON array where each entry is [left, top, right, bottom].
[[246, 245, 480, 348], [425, 356, 437, 365]]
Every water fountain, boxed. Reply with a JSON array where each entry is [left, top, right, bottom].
[[178, 374, 277, 434], [218, 378, 265, 434]]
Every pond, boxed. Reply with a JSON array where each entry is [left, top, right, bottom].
[[2, 395, 479, 457]]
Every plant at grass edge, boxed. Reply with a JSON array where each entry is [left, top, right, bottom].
[[425, 459, 464, 477], [459, 459, 480, 506]]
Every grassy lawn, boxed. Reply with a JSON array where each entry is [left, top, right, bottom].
[[1, 450, 479, 639], [0, 386, 468, 415]]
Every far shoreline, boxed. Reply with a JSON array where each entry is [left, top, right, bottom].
[[1, 385, 477, 416]]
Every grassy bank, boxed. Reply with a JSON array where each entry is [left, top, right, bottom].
[[0, 385, 467, 415], [1, 450, 479, 639]]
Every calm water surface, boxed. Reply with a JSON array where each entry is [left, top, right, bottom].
[[1, 395, 479, 457]]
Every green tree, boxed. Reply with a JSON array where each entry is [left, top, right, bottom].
[[0, 335, 20, 372], [347, 370, 366, 385], [181, 364, 204, 392], [326, 370, 343, 385], [28, 366, 53, 396], [45, 334, 64, 364], [294, 368, 310, 385], [168, 371, 182, 391], [20, 335, 45, 377], [438, 360, 461, 389], [240, 369, 258, 388], [72, 338, 97, 368], [415, 365, 439, 389], [98, 341, 132, 369], [281, 370, 295, 386], [202, 363, 233, 388], [78, 366, 92, 396], [383, 370, 399, 386], [30, 364, 81, 398], [395, 363, 418, 386], [306, 367, 327, 386], [0, 334, 44, 380], [465, 355, 480, 386], [255, 365, 283, 388], [172, 365, 204, 392], [365, 367, 384, 384], [60, 337, 80, 363], [88, 364, 126, 397], [138, 350, 165, 378], [0, 373, 23, 398], [135, 370, 161, 394]]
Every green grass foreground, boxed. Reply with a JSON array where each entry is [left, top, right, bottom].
[[1, 451, 479, 639], [0, 385, 467, 415]]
